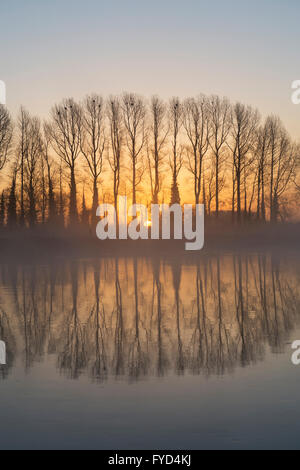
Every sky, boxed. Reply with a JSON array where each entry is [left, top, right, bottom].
[[1, 0, 300, 138]]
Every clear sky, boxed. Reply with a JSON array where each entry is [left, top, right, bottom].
[[1, 0, 300, 138]]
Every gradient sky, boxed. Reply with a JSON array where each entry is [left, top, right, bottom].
[[1, 0, 300, 138]]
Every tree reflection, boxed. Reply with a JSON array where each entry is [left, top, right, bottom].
[[57, 262, 87, 379], [1, 253, 300, 382]]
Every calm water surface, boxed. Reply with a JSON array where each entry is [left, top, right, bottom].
[[1, 252, 300, 449]]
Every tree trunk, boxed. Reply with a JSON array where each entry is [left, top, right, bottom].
[[69, 167, 78, 226]]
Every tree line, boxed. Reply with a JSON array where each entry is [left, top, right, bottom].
[[0, 93, 299, 233]]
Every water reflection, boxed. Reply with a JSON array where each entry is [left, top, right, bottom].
[[0, 253, 299, 382]]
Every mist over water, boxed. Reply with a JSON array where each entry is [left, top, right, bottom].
[[1, 251, 300, 449]]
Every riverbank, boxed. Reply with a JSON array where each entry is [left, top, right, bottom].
[[0, 222, 299, 261]]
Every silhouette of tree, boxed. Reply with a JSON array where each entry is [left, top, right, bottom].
[[24, 115, 43, 228], [229, 103, 259, 222], [169, 98, 183, 205], [7, 173, 17, 229], [0, 191, 6, 228], [81, 189, 89, 226], [148, 96, 168, 204], [122, 93, 146, 205], [0, 104, 12, 175], [183, 95, 210, 205], [44, 123, 58, 226], [208, 96, 231, 217], [49, 99, 82, 227], [17, 108, 31, 227], [81, 94, 105, 227], [108, 97, 123, 222]]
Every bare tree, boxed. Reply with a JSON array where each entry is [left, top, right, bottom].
[[107, 96, 123, 216], [24, 116, 43, 228], [17, 107, 31, 226], [43, 123, 58, 225], [268, 117, 282, 221], [0, 104, 12, 175], [255, 120, 270, 221], [204, 162, 216, 216], [7, 162, 18, 229], [269, 124, 297, 221], [266, 116, 296, 222], [148, 96, 168, 204], [0, 191, 5, 228], [81, 94, 106, 226], [183, 95, 210, 205], [122, 93, 146, 205], [49, 98, 82, 226], [169, 97, 183, 205], [209, 96, 231, 217], [229, 102, 259, 221], [40, 148, 47, 224]]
